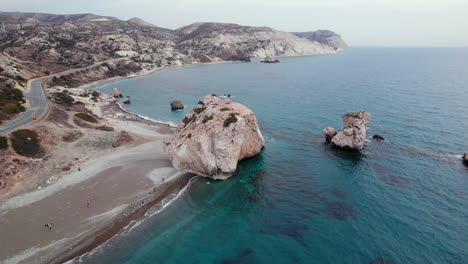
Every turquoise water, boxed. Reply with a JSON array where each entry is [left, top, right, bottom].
[[88, 48, 468, 264]]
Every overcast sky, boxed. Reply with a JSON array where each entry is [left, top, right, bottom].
[[2, 0, 468, 47]]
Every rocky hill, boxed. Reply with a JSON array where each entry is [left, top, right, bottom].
[[0, 12, 119, 23], [291, 30, 348, 50], [175, 22, 342, 61], [0, 12, 347, 123]]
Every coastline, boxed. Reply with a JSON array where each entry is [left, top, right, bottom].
[[0, 64, 196, 263], [0, 111, 198, 263], [78, 59, 239, 92], [1, 54, 336, 263], [56, 174, 198, 264]]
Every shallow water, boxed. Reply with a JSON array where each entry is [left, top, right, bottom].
[[86, 48, 468, 263]]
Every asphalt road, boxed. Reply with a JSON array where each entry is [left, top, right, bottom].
[[0, 76, 50, 135], [0, 59, 122, 135]]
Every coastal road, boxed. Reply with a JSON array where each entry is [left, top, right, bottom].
[[0, 59, 123, 135]]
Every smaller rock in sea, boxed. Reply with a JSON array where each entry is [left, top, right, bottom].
[[330, 110, 371, 151], [372, 134, 385, 140], [112, 88, 123, 98], [123, 96, 131, 104], [463, 153, 468, 163], [170, 100, 184, 110], [261, 56, 280, 63], [322, 127, 337, 143]]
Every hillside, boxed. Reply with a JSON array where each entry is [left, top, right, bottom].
[[291, 30, 348, 50], [0, 12, 347, 123]]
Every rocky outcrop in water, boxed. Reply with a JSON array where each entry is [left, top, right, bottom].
[[170, 100, 184, 110], [112, 88, 123, 98], [123, 96, 131, 104], [463, 153, 468, 163], [322, 127, 337, 142], [372, 134, 385, 140], [261, 56, 280, 63], [164, 95, 265, 180], [329, 110, 371, 151]]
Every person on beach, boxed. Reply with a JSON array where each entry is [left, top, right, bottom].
[[78, 167, 81, 171], [44, 223, 52, 230], [86, 200, 90, 208]]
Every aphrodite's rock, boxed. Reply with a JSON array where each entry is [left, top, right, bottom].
[[372, 134, 385, 140], [322, 127, 337, 142], [170, 100, 184, 110], [331, 110, 371, 151], [164, 95, 265, 180], [123, 96, 131, 104], [112, 88, 123, 98], [262, 56, 280, 63]]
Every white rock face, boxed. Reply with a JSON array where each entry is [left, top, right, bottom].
[[176, 23, 338, 60], [164, 95, 265, 180], [331, 110, 371, 151], [322, 127, 337, 142]]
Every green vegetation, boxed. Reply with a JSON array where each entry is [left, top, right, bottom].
[[10, 129, 42, 157], [193, 107, 207, 114], [223, 113, 238, 128], [0, 136, 8, 150], [182, 114, 197, 126], [197, 101, 204, 106], [54, 37, 76, 49], [220, 107, 230, 111], [75, 113, 98, 123], [202, 115, 214, 124], [51, 74, 79, 87], [0, 88, 26, 123], [15, 75, 27, 82], [52, 92, 75, 106]]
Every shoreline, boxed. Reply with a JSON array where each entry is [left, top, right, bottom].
[[0, 91, 190, 263], [57, 173, 198, 264], [78, 59, 239, 92]]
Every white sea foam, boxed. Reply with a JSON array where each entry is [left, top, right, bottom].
[[67, 176, 200, 263], [116, 103, 177, 127]]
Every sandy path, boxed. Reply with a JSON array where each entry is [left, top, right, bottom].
[[0, 122, 184, 264]]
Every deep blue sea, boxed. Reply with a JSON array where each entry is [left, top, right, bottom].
[[87, 48, 468, 264]]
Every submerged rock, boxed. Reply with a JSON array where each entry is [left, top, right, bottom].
[[372, 134, 385, 140], [464, 153, 468, 164], [331, 110, 371, 151], [170, 100, 184, 110], [322, 127, 337, 143], [164, 95, 265, 180], [112, 88, 123, 98], [261, 56, 280, 63], [123, 96, 131, 104]]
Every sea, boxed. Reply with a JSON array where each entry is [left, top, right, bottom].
[[79, 48, 468, 263]]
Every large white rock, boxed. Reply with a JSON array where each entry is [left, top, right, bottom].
[[164, 95, 265, 180], [331, 110, 371, 151]]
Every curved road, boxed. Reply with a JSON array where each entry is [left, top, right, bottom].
[[0, 59, 122, 135]]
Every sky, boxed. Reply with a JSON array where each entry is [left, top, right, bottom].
[[2, 0, 468, 47]]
